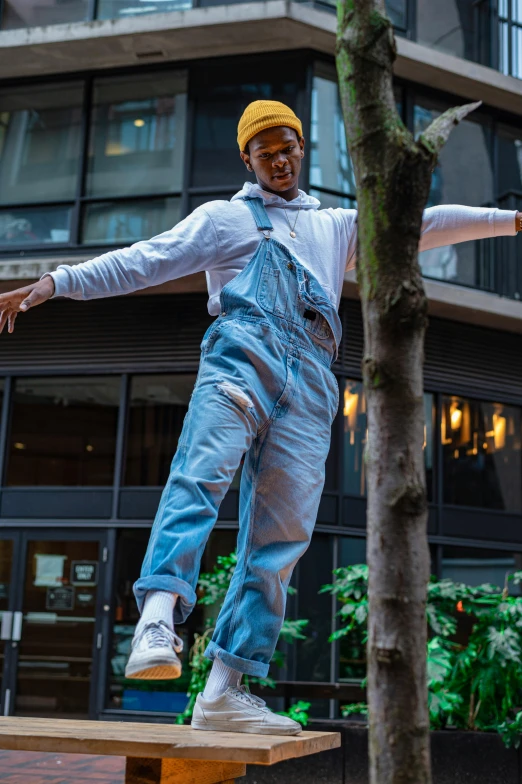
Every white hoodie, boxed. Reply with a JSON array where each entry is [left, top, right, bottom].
[[46, 182, 517, 315]]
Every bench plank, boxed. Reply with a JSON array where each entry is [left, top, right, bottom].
[[0, 718, 340, 766]]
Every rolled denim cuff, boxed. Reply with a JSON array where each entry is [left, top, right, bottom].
[[133, 576, 197, 625], [204, 640, 270, 677]]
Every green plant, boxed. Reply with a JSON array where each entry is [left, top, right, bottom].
[[322, 565, 522, 746], [279, 700, 312, 726], [176, 552, 309, 725]]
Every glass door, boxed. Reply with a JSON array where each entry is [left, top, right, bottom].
[[0, 535, 18, 716], [4, 531, 108, 719]]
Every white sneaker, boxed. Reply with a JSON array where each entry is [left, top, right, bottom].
[[125, 620, 183, 680], [191, 686, 302, 736]]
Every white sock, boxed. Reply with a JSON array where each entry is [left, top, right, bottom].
[[203, 658, 242, 700], [138, 590, 177, 631]]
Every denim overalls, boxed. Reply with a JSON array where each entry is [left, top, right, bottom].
[[134, 197, 342, 677]]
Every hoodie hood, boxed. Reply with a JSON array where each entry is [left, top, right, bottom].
[[231, 181, 320, 210]]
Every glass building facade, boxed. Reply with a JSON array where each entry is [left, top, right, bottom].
[[0, 5, 522, 723]]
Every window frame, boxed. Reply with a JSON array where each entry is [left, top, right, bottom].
[[0, 69, 188, 255]]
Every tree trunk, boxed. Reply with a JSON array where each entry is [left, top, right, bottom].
[[335, 2, 479, 782]]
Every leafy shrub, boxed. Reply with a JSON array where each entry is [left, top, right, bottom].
[[322, 565, 522, 746]]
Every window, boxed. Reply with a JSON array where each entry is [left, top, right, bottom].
[[309, 67, 356, 211], [442, 395, 522, 512], [414, 100, 494, 288], [87, 73, 187, 199], [0, 83, 83, 247], [288, 534, 335, 717], [0, 72, 187, 249], [343, 380, 434, 501], [1, 0, 89, 29], [190, 60, 304, 188], [337, 536, 367, 683], [82, 197, 181, 245], [82, 72, 187, 245], [107, 528, 237, 713], [124, 374, 196, 486], [7, 376, 120, 486], [498, 0, 522, 78], [96, 0, 191, 21], [415, 0, 483, 60], [386, 0, 408, 30]]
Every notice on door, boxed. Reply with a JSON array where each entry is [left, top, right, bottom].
[[46, 585, 75, 611], [71, 561, 99, 587], [34, 554, 67, 587]]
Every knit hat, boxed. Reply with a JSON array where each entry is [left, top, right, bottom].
[[237, 100, 303, 151]]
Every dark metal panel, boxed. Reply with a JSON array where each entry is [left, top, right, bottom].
[[441, 506, 522, 542], [317, 494, 338, 525], [336, 299, 522, 405], [428, 505, 438, 535], [343, 496, 367, 529], [0, 294, 212, 374], [119, 489, 162, 520], [219, 490, 238, 521], [425, 316, 522, 403], [334, 300, 364, 378], [119, 487, 238, 521], [1, 489, 112, 518]]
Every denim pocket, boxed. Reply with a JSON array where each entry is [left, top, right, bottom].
[[257, 265, 287, 317], [200, 320, 223, 355], [302, 305, 331, 340]]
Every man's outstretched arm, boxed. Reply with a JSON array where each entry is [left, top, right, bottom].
[[0, 205, 220, 334], [419, 204, 519, 251], [345, 205, 520, 271]]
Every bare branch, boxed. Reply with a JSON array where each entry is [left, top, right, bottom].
[[418, 101, 482, 159]]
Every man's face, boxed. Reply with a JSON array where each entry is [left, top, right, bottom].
[[240, 126, 305, 197]]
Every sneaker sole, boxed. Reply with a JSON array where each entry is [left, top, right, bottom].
[[125, 662, 182, 680], [191, 720, 301, 736]]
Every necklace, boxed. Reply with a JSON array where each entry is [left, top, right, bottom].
[[282, 194, 302, 239]]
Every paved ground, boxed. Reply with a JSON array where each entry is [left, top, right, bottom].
[[0, 750, 125, 783]]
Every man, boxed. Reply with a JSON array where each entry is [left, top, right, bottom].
[[1, 100, 520, 735]]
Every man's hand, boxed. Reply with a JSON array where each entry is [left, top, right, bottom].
[[0, 276, 55, 334]]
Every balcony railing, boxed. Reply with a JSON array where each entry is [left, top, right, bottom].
[[475, 192, 522, 300]]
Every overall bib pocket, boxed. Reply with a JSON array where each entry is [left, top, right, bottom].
[[257, 263, 289, 317]]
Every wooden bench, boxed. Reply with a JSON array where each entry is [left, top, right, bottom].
[[0, 717, 340, 784]]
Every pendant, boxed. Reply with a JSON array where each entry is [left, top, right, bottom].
[[290, 231, 296, 238]]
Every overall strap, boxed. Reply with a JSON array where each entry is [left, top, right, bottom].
[[242, 197, 273, 236]]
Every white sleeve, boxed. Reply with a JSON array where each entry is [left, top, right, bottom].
[[345, 205, 517, 271], [42, 206, 220, 300], [419, 205, 517, 251]]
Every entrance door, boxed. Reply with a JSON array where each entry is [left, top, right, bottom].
[[1, 531, 108, 719], [0, 535, 19, 716]]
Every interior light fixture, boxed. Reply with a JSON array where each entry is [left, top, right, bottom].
[[493, 413, 506, 450], [14, 442, 26, 450], [343, 388, 358, 419], [86, 445, 94, 452], [134, 119, 145, 128], [343, 387, 360, 438], [450, 401, 462, 430]]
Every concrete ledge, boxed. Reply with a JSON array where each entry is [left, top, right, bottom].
[[394, 37, 522, 117], [0, 1, 330, 79], [1, 0, 522, 120], [343, 269, 522, 335]]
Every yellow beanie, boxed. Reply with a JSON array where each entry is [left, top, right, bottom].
[[237, 100, 303, 151]]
